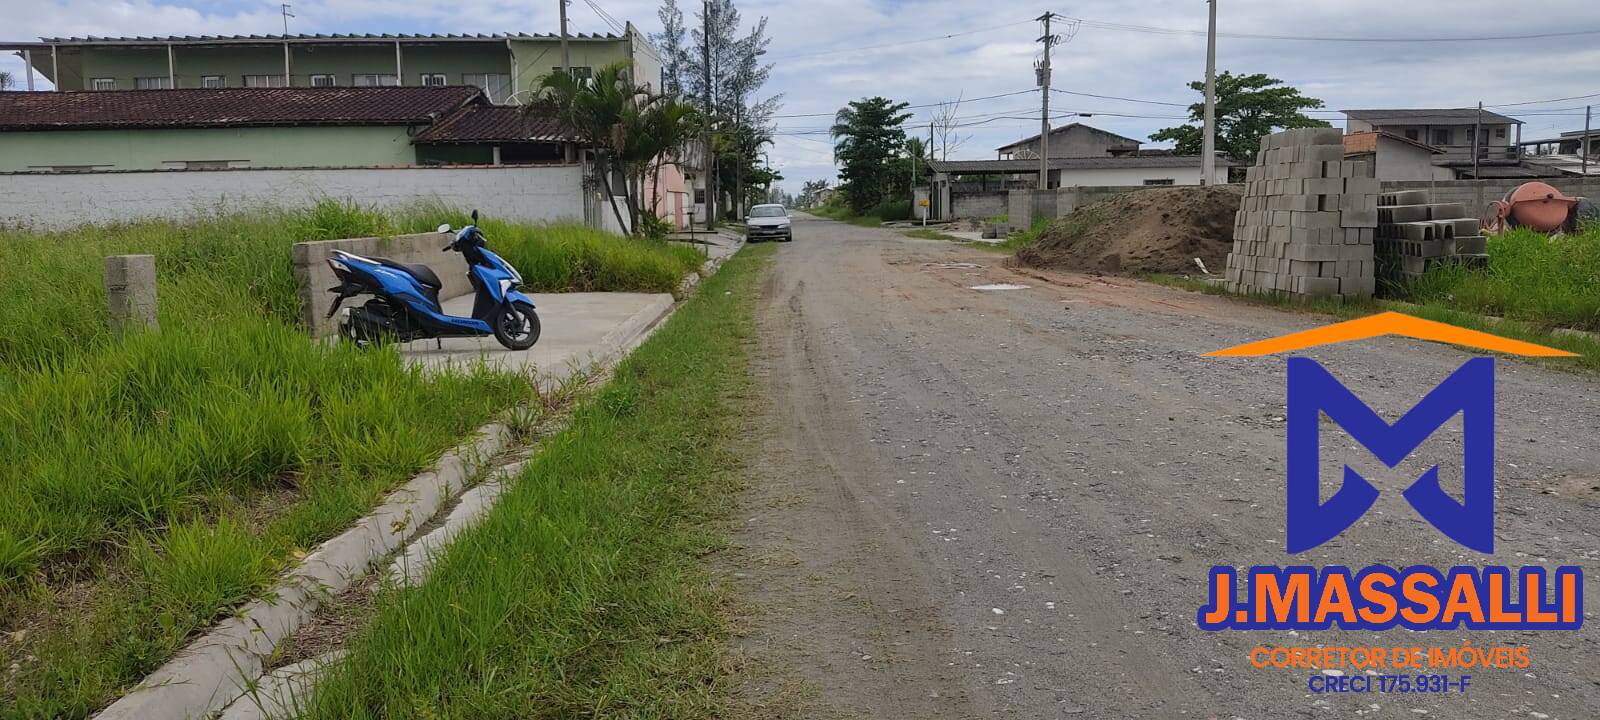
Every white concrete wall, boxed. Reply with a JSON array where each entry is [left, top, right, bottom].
[[1054, 165, 1226, 188], [0, 165, 588, 230]]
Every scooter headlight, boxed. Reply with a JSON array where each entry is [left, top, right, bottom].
[[499, 278, 515, 295]]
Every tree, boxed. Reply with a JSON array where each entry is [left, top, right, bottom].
[[535, 61, 701, 235], [798, 179, 830, 208], [0, 72, 12, 91], [657, 0, 782, 221], [653, 0, 688, 95], [1149, 71, 1329, 162], [930, 94, 969, 161], [831, 97, 912, 214]]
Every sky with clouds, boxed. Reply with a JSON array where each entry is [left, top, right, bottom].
[[4, 0, 1599, 191]]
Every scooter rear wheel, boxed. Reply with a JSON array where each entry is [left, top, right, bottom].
[[493, 301, 541, 350]]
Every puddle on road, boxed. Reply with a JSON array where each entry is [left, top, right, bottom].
[[926, 262, 984, 270], [969, 283, 1031, 291]]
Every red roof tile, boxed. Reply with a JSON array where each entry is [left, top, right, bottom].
[[0, 87, 484, 131], [412, 105, 575, 144]]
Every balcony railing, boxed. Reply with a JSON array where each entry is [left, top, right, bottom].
[[1434, 145, 1522, 165]]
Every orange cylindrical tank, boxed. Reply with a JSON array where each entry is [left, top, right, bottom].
[[1503, 182, 1578, 232]]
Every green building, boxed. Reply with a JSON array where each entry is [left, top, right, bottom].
[[0, 86, 577, 172], [5, 29, 662, 103]]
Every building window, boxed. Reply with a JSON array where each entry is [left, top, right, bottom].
[[310, 74, 337, 87], [202, 75, 226, 88], [1404, 129, 1420, 141], [1495, 128, 1507, 139], [1143, 179, 1176, 186], [1430, 128, 1452, 146], [352, 74, 398, 87], [134, 76, 171, 90], [420, 73, 448, 86], [552, 66, 593, 81], [90, 78, 116, 90], [463, 73, 513, 102], [243, 74, 287, 88]]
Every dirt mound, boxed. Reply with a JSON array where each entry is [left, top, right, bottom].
[[1015, 185, 1242, 274]]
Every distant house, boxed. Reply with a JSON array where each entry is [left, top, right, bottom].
[[1341, 131, 1449, 182], [925, 155, 1232, 220], [0, 86, 581, 172], [1342, 109, 1523, 177], [996, 123, 1143, 160]]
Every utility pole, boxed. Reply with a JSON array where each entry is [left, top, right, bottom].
[[702, 0, 715, 226], [1201, 0, 1217, 185], [1583, 105, 1591, 198], [558, 0, 571, 75], [1036, 12, 1058, 192], [281, 4, 294, 86], [1473, 101, 1483, 180]]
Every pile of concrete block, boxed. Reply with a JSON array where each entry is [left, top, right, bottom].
[[1224, 128, 1380, 300], [1376, 189, 1489, 279]]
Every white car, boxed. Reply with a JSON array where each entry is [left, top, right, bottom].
[[745, 204, 793, 242]]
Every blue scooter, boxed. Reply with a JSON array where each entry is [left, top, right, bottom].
[[324, 210, 541, 350]]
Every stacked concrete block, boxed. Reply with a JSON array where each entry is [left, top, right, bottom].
[[1375, 189, 1488, 278], [1224, 128, 1379, 300]]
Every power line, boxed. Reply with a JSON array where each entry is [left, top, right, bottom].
[[1487, 91, 1600, 108], [767, 19, 1033, 61], [579, 0, 627, 35], [771, 88, 1037, 118], [1050, 88, 1190, 107], [1058, 14, 1600, 43]]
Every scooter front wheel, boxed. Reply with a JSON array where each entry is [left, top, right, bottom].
[[493, 301, 541, 350]]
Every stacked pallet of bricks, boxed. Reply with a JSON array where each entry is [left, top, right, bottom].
[[1375, 189, 1489, 279], [1224, 127, 1380, 300]]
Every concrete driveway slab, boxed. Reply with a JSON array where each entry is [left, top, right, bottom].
[[399, 292, 675, 381]]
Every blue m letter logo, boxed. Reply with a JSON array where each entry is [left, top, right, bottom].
[[1286, 357, 1495, 554]]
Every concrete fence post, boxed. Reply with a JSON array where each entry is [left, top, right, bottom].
[[105, 254, 159, 334]]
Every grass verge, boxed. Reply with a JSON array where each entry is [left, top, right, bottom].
[[1144, 273, 1600, 373], [0, 199, 700, 718], [298, 244, 769, 719]]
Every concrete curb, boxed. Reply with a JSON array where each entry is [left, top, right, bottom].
[[217, 651, 347, 720], [91, 239, 749, 720], [92, 427, 509, 720]]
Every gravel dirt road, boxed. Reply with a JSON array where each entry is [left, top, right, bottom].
[[726, 213, 1598, 720]]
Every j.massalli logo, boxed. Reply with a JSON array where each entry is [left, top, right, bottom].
[[1197, 313, 1584, 634]]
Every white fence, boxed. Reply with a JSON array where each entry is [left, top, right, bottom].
[[0, 164, 590, 230]]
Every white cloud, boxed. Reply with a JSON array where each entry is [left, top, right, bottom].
[[5, 0, 1598, 189]]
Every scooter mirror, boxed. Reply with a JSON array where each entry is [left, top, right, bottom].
[[437, 224, 452, 234], [471, 209, 479, 223]]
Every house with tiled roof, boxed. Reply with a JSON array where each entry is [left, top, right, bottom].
[[0, 86, 587, 172]]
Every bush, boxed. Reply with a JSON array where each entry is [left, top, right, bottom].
[[1396, 227, 1600, 332], [868, 200, 912, 222]]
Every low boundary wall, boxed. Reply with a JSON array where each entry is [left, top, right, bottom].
[[292, 232, 478, 337], [0, 164, 588, 230]]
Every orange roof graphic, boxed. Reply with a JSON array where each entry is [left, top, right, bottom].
[[1206, 311, 1579, 358]]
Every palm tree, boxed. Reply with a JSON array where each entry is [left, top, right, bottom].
[[534, 61, 701, 235]]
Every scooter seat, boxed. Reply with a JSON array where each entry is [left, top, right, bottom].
[[374, 257, 443, 289]]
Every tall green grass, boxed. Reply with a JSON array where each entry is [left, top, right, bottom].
[[1396, 227, 1600, 332], [298, 245, 768, 720], [0, 199, 697, 718]]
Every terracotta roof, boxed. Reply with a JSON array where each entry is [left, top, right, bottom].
[[0, 87, 484, 131], [413, 105, 575, 144], [1342, 130, 1442, 156], [38, 32, 619, 44]]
